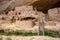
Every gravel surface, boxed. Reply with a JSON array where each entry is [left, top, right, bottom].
[[0, 36, 60, 40]]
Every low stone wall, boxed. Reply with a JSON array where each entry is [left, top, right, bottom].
[[0, 36, 60, 40], [0, 20, 60, 33], [0, 21, 38, 32]]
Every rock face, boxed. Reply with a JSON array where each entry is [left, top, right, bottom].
[[48, 8, 60, 21], [0, 0, 38, 13], [0, 6, 45, 23], [14, 21, 34, 28], [44, 21, 56, 26], [0, 1, 13, 13], [1, 21, 37, 31], [0, 6, 45, 31], [1, 6, 60, 32], [14, 0, 37, 6]]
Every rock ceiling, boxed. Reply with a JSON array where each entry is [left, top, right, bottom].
[[0, 0, 60, 13]]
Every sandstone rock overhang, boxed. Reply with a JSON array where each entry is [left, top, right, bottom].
[[0, 0, 38, 13], [31, 0, 60, 12]]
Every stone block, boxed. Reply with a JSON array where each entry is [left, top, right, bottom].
[[15, 6, 33, 12], [15, 21, 34, 28], [48, 8, 59, 20]]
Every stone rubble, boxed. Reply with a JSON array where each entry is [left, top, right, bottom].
[[0, 36, 60, 40]]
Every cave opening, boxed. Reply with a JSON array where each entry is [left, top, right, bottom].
[[21, 17, 36, 21]]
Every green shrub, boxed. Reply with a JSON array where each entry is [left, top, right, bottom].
[[13, 30, 23, 35], [0, 30, 4, 33], [32, 32, 37, 35], [0, 30, 60, 37], [0, 37, 2, 40], [23, 31, 33, 36], [6, 31, 14, 35], [43, 30, 60, 37]]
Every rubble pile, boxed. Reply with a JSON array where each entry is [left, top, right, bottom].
[[0, 36, 60, 40]]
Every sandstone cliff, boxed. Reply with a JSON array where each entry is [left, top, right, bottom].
[[0, 0, 37, 13]]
